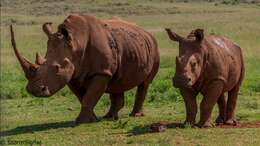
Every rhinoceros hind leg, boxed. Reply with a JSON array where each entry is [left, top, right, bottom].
[[215, 94, 226, 124], [103, 93, 124, 120], [225, 85, 239, 125], [130, 82, 149, 117]]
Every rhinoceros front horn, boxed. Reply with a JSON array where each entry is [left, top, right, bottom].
[[10, 25, 35, 79], [35, 52, 46, 65], [42, 22, 53, 37]]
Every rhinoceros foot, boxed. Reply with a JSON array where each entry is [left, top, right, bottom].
[[103, 113, 119, 120], [225, 119, 237, 126], [183, 120, 196, 127], [197, 120, 215, 128], [215, 115, 226, 125], [129, 111, 144, 117], [75, 109, 97, 124]]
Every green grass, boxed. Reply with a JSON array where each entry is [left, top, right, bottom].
[[1, 0, 260, 145]]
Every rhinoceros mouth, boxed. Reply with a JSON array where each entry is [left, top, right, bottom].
[[28, 91, 52, 98], [26, 84, 52, 97], [172, 76, 193, 88]]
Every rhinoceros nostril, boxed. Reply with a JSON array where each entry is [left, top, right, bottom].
[[26, 85, 32, 93], [40, 86, 47, 92], [37, 85, 51, 97]]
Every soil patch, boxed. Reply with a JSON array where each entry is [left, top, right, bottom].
[[216, 121, 260, 128], [148, 121, 260, 132]]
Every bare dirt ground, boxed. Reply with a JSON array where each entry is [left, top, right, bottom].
[[147, 121, 260, 133], [216, 121, 260, 128]]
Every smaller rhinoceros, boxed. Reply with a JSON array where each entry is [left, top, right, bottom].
[[165, 28, 244, 128], [10, 14, 160, 124]]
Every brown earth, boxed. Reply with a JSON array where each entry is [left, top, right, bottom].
[[149, 121, 260, 132], [216, 121, 260, 128]]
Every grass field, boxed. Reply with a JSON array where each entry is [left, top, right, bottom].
[[1, 0, 260, 145]]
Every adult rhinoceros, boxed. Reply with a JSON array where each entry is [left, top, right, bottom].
[[165, 28, 244, 128], [10, 14, 160, 124]]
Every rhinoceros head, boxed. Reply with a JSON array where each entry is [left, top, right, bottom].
[[10, 23, 75, 97], [165, 28, 205, 88]]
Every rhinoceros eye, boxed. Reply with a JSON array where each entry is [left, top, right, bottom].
[[28, 65, 38, 77], [57, 33, 64, 39], [190, 61, 196, 69], [52, 63, 61, 74]]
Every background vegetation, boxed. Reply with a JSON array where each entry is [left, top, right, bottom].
[[1, 0, 260, 145]]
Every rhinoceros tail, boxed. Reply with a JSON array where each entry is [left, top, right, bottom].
[[237, 46, 245, 87], [239, 50, 245, 86]]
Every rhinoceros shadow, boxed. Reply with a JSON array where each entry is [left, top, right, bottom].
[[128, 122, 185, 136], [0, 121, 76, 137]]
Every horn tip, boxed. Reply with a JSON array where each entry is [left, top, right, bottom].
[[10, 24, 13, 32]]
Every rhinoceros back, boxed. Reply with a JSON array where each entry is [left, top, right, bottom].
[[104, 20, 160, 93], [204, 35, 244, 91]]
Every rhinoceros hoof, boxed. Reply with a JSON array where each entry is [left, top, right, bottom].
[[198, 121, 215, 128], [75, 113, 97, 124], [129, 112, 144, 117], [183, 121, 195, 127], [215, 116, 225, 125], [225, 119, 237, 126], [103, 113, 119, 120]]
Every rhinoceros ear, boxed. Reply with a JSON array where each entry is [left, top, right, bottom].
[[194, 29, 204, 42], [59, 25, 73, 42], [58, 25, 75, 49], [165, 28, 184, 42], [42, 22, 54, 37], [60, 27, 69, 39]]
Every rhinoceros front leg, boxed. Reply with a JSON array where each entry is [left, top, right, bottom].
[[130, 82, 149, 117], [103, 93, 124, 120], [76, 75, 110, 124], [67, 82, 85, 104], [180, 88, 198, 126], [198, 80, 224, 128]]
